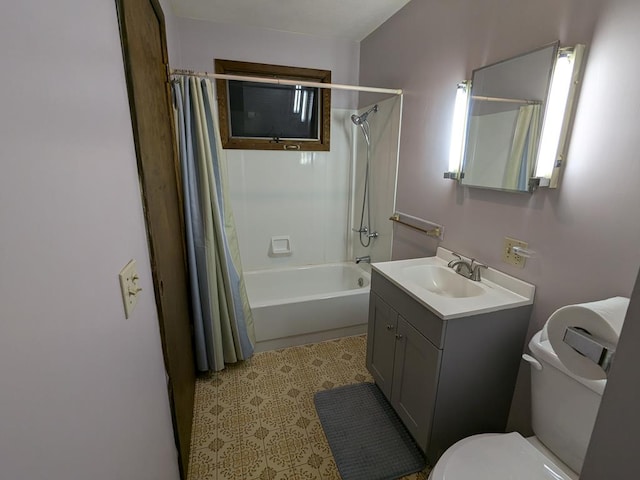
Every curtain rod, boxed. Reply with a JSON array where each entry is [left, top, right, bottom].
[[170, 68, 403, 95]]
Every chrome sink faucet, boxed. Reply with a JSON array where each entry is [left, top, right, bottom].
[[470, 259, 488, 281], [447, 253, 488, 281]]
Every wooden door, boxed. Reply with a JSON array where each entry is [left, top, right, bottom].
[[115, 0, 195, 476]]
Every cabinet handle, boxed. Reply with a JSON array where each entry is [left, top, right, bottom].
[[395, 334, 403, 339], [386, 324, 394, 330]]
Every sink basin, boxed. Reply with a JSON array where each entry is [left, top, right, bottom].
[[371, 247, 536, 319], [401, 265, 485, 298]]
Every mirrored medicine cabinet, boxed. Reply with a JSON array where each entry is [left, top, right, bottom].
[[447, 42, 585, 193]]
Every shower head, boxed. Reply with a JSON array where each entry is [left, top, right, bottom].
[[350, 104, 379, 126]]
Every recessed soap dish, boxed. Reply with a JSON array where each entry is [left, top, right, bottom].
[[269, 235, 292, 257]]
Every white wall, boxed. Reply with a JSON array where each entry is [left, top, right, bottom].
[[227, 109, 353, 270], [574, 2, 640, 469], [175, 17, 360, 109], [351, 96, 402, 264], [581, 270, 640, 479], [174, 18, 362, 270], [227, 98, 402, 272], [360, 0, 640, 432], [0, 1, 180, 479], [159, 0, 181, 64]]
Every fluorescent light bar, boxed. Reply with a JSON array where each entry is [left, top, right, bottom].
[[534, 46, 583, 182], [448, 81, 470, 176]]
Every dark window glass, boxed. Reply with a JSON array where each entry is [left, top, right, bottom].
[[215, 59, 330, 151], [228, 81, 319, 141]]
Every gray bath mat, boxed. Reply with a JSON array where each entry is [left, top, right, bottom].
[[314, 382, 426, 480]]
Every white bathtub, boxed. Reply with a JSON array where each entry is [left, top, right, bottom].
[[244, 263, 371, 351]]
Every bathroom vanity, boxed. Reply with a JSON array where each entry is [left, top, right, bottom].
[[366, 248, 535, 463]]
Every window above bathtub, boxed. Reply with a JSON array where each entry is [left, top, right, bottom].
[[214, 59, 331, 151]]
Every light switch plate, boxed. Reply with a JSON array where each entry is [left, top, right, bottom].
[[119, 259, 141, 319], [503, 237, 528, 268]]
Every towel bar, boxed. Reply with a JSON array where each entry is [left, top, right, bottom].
[[389, 213, 442, 239]]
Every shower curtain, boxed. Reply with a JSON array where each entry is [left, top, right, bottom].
[[172, 76, 255, 372], [503, 103, 541, 191]]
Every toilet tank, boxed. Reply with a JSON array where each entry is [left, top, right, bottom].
[[527, 331, 606, 474]]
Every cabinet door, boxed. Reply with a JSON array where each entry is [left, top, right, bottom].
[[366, 293, 398, 399], [391, 316, 441, 451]]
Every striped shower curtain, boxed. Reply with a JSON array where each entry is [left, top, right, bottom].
[[503, 103, 541, 191], [172, 76, 255, 372]]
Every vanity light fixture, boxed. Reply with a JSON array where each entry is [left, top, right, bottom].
[[532, 45, 585, 189], [444, 81, 470, 179]]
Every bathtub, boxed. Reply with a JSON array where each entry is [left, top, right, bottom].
[[244, 263, 371, 351]]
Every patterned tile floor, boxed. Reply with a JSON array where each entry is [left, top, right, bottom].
[[188, 335, 431, 480]]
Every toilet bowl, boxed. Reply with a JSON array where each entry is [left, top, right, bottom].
[[428, 331, 605, 480], [427, 432, 576, 480]]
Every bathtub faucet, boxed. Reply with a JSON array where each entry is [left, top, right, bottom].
[[355, 255, 371, 264]]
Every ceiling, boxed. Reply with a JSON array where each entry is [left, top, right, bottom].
[[168, 0, 412, 41]]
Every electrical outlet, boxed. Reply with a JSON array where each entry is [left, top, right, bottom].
[[503, 237, 528, 268]]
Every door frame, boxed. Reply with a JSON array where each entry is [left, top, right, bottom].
[[115, 0, 195, 477]]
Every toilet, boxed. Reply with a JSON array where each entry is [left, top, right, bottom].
[[429, 329, 606, 480]]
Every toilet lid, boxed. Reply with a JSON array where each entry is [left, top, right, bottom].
[[430, 432, 573, 480]]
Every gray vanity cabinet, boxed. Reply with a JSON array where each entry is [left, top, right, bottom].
[[367, 291, 440, 452], [390, 315, 440, 449], [367, 293, 398, 398], [366, 269, 532, 464]]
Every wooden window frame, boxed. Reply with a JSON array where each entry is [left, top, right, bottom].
[[214, 59, 331, 151]]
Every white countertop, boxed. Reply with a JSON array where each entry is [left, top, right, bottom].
[[371, 247, 535, 320]]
